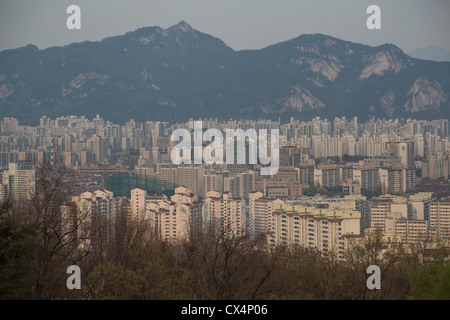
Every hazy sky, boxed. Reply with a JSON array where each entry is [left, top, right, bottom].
[[0, 0, 449, 52]]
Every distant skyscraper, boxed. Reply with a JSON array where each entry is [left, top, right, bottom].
[[390, 140, 415, 169], [93, 134, 105, 163]]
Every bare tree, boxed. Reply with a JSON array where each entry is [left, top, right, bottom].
[[4, 164, 95, 299], [178, 217, 291, 300]]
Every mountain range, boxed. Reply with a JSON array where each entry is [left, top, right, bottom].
[[1, 21, 449, 125], [408, 45, 450, 62]]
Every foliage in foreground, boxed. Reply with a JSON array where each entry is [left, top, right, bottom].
[[1, 165, 449, 300]]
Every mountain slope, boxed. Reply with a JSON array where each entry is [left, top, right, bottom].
[[1, 21, 449, 124]]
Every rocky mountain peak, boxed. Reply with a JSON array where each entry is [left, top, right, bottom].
[[168, 20, 193, 33]]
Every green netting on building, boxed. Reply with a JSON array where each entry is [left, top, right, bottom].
[[105, 174, 178, 198]]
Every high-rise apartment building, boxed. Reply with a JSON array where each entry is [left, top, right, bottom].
[[71, 189, 129, 248], [203, 191, 246, 239], [1, 162, 35, 201], [422, 153, 450, 179], [155, 164, 205, 196], [409, 192, 435, 220], [430, 202, 450, 240], [134, 186, 202, 241], [248, 191, 282, 240], [269, 203, 361, 260], [389, 140, 415, 170], [224, 170, 255, 200]]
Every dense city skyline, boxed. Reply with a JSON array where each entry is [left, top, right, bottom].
[[2, 113, 450, 259]]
